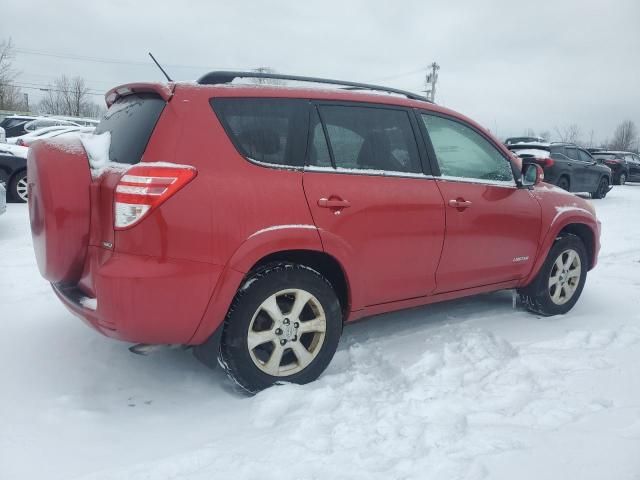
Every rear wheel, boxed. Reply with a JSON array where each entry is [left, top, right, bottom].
[[557, 176, 570, 191], [10, 170, 28, 203], [518, 235, 588, 316], [617, 172, 627, 185], [591, 177, 609, 199], [212, 263, 343, 393]]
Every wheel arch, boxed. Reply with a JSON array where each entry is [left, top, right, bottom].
[[188, 227, 352, 345], [520, 216, 599, 288]]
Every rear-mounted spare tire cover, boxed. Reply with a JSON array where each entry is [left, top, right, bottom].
[[28, 138, 91, 284]]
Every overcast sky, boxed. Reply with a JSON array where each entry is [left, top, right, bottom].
[[4, 0, 639, 143]]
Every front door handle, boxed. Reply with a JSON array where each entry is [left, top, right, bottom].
[[448, 199, 472, 209], [318, 197, 351, 209]]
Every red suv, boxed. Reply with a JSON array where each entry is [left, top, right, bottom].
[[27, 72, 601, 393]]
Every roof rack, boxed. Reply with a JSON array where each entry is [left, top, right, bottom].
[[197, 71, 430, 102]]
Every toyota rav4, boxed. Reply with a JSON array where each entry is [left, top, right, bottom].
[[27, 72, 601, 393]]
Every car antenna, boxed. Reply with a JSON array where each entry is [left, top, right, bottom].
[[148, 52, 173, 82]]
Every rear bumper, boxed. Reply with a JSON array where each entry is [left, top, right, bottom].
[[53, 249, 224, 345]]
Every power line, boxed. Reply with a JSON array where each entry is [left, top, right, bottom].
[[13, 47, 243, 71], [5, 83, 105, 97]]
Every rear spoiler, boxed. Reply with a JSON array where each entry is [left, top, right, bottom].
[[105, 82, 175, 107]]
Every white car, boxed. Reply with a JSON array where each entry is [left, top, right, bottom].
[[8, 126, 95, 147], [23, 117, 81, 133], [0, 182, 6, 215]]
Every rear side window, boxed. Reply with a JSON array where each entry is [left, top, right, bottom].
[[211, 98, 309, 167], [316, 105, 421, 173], [94, 93, 165, 165]]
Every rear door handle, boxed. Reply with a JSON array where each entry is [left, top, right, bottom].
[[318, 197, 351, 209], [448, 199, 472, 209]]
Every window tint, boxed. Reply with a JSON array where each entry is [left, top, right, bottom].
[[308, 108, 332, 167], [421, 114, 513, 182], [212, 98, 308, 167], [95, 93, 165, 165], [550, 145, 566, 156], [578, 150, 593, 162], [318, 105, 421, 173]]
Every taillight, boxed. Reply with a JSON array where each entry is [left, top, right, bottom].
[[536, 157, 554, 167], [114, 163, 197, 229]]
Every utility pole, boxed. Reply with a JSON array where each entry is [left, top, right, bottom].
[[425, 62, 440, 102]]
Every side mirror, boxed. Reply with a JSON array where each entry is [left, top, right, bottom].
[[522, 163, 544, 187]]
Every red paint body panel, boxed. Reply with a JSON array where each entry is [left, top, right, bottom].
[[302, 171, 445, 308], [28, 81, 602, 347], [433, 180, 541, 292]]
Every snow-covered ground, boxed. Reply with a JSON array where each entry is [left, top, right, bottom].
[[2, 186, 640, 480]]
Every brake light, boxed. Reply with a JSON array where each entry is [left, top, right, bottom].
[[114, 163, 197, 229], [536, 157, 554, 167]]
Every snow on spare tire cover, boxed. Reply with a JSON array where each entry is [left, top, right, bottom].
[[28, 138, 92, 284]]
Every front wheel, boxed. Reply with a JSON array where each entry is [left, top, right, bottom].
[[591, 177, 609, 199], [518, 235, 588, 316], [212, 263, 343, 393]]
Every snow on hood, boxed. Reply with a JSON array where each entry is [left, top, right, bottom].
[[0, 143, 29, 159]]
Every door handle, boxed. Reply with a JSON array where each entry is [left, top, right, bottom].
[[318, 197, 351, 209], [448, 199, 472, 209]]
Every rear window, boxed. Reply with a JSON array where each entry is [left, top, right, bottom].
[[94, 93, 165, 165], [211, 98, 309, 167]]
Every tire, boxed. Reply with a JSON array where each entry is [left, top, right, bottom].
[[591, 177, 609, 199], [617, 172, 627, 186], [556, 176, 570, 191], [211, 263, 343, 394], [518, 235, 588, 316], [10, 170, 28, 203]]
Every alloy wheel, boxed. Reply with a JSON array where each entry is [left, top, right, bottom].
[[548, 249, 582, 305], [247, 289, 326, 376], [16, 176, 28, 202]]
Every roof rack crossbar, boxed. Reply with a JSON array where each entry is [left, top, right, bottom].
[[196, 71, 430, 102]]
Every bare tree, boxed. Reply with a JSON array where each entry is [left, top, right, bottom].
[[554, 124, 581, 144], [609, 120, 638, 151], [38, 75, 101, 117], [0, 38, 25, 110], [539, 130, 551, 142], [250, 67, 284, 86]]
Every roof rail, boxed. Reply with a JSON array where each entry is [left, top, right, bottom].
[[196, 71, 431, 103]]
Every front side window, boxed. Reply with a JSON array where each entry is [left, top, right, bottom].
[[578, 150, 593, 163], [564, 147, 578, 160], [211, 98, 308, 167], [421, 114, 513, 182], [317, 105, 421, 173]]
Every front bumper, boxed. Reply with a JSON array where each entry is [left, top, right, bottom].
[[53, 248, 224, 345]]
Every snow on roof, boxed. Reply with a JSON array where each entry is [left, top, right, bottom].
[[513, 148, 551, 158]]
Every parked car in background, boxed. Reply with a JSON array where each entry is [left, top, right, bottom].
[[27, 72, 601, 393], [591, 151, 640, 184], [0, 115, 38, 138], [10, 125, 95, 146], [0, 182, 6, 216], [23, 117, 81, 133], [508, 142, 612, 198], [0, 144, 28, 202], [505, 136, 546, 146]]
